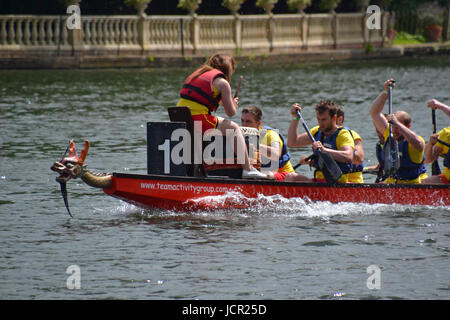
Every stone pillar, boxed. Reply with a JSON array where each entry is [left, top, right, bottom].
[[363, 12, 369, 45], [138, 16, 149, 52], [381, 10, 389, 47], [68, 27, 82, 56], [332, 11, 338, 49], [268, 13, 274, 52], [301, 12, 308, 50], [190, 14, 199, 55], [233, 13, 242, 53], [66, 1, 82, 56]]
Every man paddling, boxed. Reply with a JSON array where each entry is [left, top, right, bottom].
[[297, 105, 365, 183], [422, 99, 450, 184], [369, 79, 427, 184], [241, 106, 295, 181], [285, 100, 354, 183]]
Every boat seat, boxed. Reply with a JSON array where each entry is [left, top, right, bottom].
[[167, 106, 207, 177], [167, 107, 259, 179]]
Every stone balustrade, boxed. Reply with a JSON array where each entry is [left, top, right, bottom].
[[0, 12, 388, 57], [1, 15, 69, 47], [82, 16, 139, 46], [241, 15, 271, 50], [147, 16, 192, 52]]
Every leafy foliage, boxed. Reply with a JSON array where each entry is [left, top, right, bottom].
[[222, 0, 245, 10], [287, 0, 312, 12], [319, 0, 341, 11], [393, 31, 426, 44], [177, 0, 201, 10], [124, 0, 151, 7], [417, 1, 445, 26], [255, 0, 279, 10]]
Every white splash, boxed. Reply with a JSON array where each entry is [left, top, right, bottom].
[[183, 191, 448, 218], [100, 192, 449, 220]]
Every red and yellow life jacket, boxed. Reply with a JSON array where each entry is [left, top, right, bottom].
[[179, 68, 225, 114]]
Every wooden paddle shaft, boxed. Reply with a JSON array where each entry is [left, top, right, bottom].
[[431, 109, 442, 175], [432, 109, 437, 134], [295, 109, 342, 184], [388, 85, 393, 136], [234, 76, 243, 98], [296, 110, 316, 143]]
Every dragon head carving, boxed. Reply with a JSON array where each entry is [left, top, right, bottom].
[[51, 140, 89, 184], [51, 140, 112, 217], [50, 140, 90, 218]]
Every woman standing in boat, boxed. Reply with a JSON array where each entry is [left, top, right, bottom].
[[176, 53, 267, 179]]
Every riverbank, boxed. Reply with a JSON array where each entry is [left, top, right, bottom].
[[1, 42, 449, 69]]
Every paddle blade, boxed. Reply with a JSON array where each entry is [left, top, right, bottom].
[[432, 161, 441, 175], [316, 150, 342, 184], [383, 136, 400, 177]]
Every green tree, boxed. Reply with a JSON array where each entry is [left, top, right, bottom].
[[256, 0, 279, 13], [177, 0, 202, 14], [222, 0, 245, 14], [287, 0, 312, 12], [319, 0, 341, 12]]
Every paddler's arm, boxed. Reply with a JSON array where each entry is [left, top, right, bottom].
[[214, 77, 239, 117], [386, 114, 425, 152], [353, 139, 364, 165], [312, 141, 354, 164], [427, 99, 450, 117], [364, 162, 380, 171], [424, 133, 442, 164], [370, 79, 394, 135], [287, 103, 312, 147], [348, 130, 364, 165]]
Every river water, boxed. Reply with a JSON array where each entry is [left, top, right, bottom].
[[0, 56, 449, 300]]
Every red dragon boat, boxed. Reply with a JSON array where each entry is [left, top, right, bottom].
[[50, 111, 449, 215], [103, 172, 449, 211]]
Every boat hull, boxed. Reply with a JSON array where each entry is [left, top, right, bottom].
[[102, 173, 450, 211]]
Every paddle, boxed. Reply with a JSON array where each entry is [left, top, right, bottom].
[[362, 168, 380, 175], [296, 109, 342, 184], [293, 154, 314, 170], [234, 76, 243, 99], [362, 167, 385, 183], [431, 109, 441, 175], [382, 84, 400, 178]]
